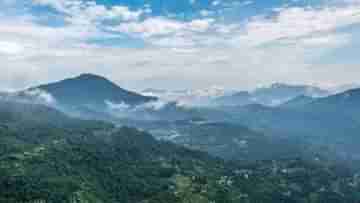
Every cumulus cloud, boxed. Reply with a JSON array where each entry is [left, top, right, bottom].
[[235, 5, 360, 46], [108, 3, 360, 48], [0, 15, 108, 52], [0, 88, 57, 106], [105, 100, 130, 111], [26, 0, 145, 46], [135, 100, 169, 111], [0, 0, 360, 91], [23, 89, 57, 105], [107, 6, 144, 21], [212, 0, 221, 6], [114, 17, 214, 46], [116, 17, 218, 47], [300, 34, 351, 47], [0, 41, 24, 55], [240, 1, 254, 7], [32, 0, 144, 23], [105, 98, 171, 113], [105, 98, 179, 121]]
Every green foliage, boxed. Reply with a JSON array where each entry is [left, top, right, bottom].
[[1, 101, 360, 203]]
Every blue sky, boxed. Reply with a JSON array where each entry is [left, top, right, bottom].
[[1, 0, 360, 90]]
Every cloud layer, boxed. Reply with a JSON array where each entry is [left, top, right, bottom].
[[1, 0, 360, 91]]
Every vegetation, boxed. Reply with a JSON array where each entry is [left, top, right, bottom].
[[144, 120, 304, 161], [1, 101, 360, 203]]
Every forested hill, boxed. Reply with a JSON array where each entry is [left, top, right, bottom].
[[0, 100, 113, 130], [1, 101, 360, 203]]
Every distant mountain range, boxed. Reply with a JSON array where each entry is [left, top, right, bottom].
[[279, 95, 316, 109], [209, 87, 360, 160], [3, 73, 360, 161], [328, 83, 360, 94], [304, 88, 360, 123], [142, 86, 232, 106], [253, 83, 330, 105], [141, 83, 333, 108], [214, 83, 330, 107], [1, 77, 358, 111]]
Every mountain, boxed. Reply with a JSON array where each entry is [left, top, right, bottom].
[[214, 91, 253, 106], [280, 95, 316, 109], [1, 100, 360, 203], [0, 101, 222, 203], [303, 88, 360, 122], [214, 83, 330, 107], [329, 83, 360, 94], [141, 88, 169, 96], [252, 83, 329, 106], [208, 88, 360, 161], [141, 86, 231, 107], [143, 120, 304, 161], [0, 100, 114, 131], [0, 100, 68, 124], [28, 73, 156, 109], [209, 102, 360, 161]]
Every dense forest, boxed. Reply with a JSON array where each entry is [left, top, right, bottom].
[[1, 101, 360, 203]]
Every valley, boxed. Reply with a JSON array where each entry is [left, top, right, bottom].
[[2, 74, 360, 202]]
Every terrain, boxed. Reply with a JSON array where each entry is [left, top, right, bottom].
[[2, 74, 360, 202], [1, 100, 360, 203]]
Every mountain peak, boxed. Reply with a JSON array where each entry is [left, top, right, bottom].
[[77, 73, 107, 80], [30, 74, 156, 108], [72, 73, 115, 85], [270, 83, 288, 89]]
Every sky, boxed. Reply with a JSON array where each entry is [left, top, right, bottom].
[[1, 0, 360, 91]]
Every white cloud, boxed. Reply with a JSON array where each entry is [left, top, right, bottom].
[[0, 0, 360, 92], [188, 19, 214, 31], [116, 17, 214, 38], [28, 0, 360, 49], [0, 15, 109, 48], [1, 88, 57, 105], [23, 88, 57, 105], [32, 0, 70, 13], [109, 4, 360, 49], [117, 17, 186, 37], [171, 48, 199, 54], [236, 5, 360, 46], [238, 1, 254, 7], [135, 100, 169, 111], [0, 41, 24, 55], [105, 100, 130, 110], [114, 17, 215, 47], [212, 0, 221, 6], [200, 10, 212, 17], [300, 34, 351, 47], [32, 0, 144, 26], [108, 6, 143, 21]]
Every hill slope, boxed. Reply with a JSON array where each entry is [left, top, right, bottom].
[[280, 95, 316, 109], [304, 88, 360, 122], [1, 100, 360, 202], [133, 119, 304, 161]]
